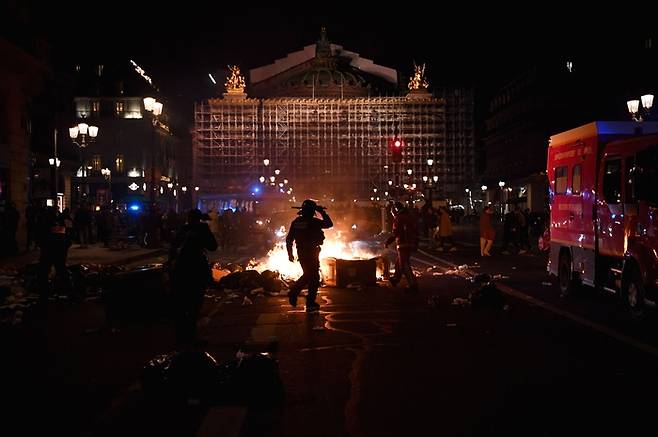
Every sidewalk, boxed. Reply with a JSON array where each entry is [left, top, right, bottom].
[[0, 244, 168, 273]]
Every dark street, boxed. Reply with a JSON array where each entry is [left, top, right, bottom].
[[3, 224, 658, 436]]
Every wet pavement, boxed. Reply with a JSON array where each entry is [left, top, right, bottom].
[[3, 229, 658, 436]]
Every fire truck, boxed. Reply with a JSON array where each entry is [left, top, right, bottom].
[[547, 121, 658, 316]]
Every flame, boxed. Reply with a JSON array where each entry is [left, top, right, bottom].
[[253, 229, 380, 280]]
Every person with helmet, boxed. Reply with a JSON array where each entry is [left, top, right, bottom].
[[384, 201, 419, 292], [286, 199, 333, 312]]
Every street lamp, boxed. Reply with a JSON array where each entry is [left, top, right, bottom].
[[101, 168, 112, 205], [427, 159, 434, 166], [263, 159, 270, 166], [498, 181, 506, 216], [143, 96, 164, 247], [69, 122, 99, 206], [627, 94, 654, 122]]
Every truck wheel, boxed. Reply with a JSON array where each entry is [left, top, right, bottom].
[[622, 265, 646, 319], [558, 251, 577, 296]]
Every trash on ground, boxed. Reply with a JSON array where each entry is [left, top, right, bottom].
[[541, 281, 552, 286], [470, 281, 506, 310], [452, 297, 470, 307]]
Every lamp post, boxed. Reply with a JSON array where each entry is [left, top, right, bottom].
[[69, 122, 99, 207], [498, 181, 506, 217], [101, 168, 112, 205], [143, 97, 164, 247], [627, 94, 654, 122]]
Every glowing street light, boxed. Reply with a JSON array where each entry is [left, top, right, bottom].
[[427, 159, 434, 166], [263, 159, 270, 166], [627, 94, 654, 122]]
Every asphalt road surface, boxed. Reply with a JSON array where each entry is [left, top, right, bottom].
[[4, 233, 658, 437]]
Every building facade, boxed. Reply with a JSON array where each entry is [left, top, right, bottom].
[[194, 31, 475, 209], [69, 61, 185, 211]]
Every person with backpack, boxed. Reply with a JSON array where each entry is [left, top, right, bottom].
[[168, 209, 218, 348], [385, 201, 419, 292], [286, 199, 333, 313]]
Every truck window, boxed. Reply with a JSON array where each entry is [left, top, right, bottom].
[[635, 145, 658, 206], [555, 166, 567, 194], [572, 165, 582, 195], [603, 158, 622, 204]]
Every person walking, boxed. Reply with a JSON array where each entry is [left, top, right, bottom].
[[479, 205, 496, 256], [169, 209, 218, 348], [36, 207, 72, 307], [436, 205, 457, 252], [286, 199, 333, 313], [385, 201, 419, 292]]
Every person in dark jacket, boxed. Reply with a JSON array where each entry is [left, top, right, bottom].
[[286, 199, 333, 313], [36, 207, 72, 306], [169, 209, 218, 348], [385, 201, 419, 291]]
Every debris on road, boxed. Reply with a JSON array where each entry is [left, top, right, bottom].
[[451, 297, 470, 307]]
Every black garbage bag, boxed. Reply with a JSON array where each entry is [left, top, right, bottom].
[[238, 270, 264, 290], [469, 277, 506, 310], [261, 270, 284, 293], [142, 350, 220, 405], [102, 264, 170, 326], [216, 352, 283, 407]]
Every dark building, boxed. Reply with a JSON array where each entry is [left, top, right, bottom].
[[69, 61, 188, 211], [0, 4, 50, 248]]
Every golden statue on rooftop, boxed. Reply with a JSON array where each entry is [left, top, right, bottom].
[[225, 65, 246, 93], [408, 63, 429, 91]]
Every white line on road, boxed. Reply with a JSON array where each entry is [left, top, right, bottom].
[[416, 249, 658, 359]]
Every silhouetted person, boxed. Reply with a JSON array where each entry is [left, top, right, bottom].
[[36, 207, 72, 306], [286, 199, 333, 313], [169, 209, 218, 348], [385, 201, 419, 292]]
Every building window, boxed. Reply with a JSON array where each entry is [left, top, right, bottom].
[[572, 164, 582, 194], [91, 101, 100, 116], [115, 101, 125, 116], [92, 154, 102, 172], [115, 154, 125, 173], [554, 166, 567, 194]]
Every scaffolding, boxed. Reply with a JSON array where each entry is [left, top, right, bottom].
[[193, 95, 464, 200]]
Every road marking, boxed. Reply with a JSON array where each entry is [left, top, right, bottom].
[[416, 249, 658, 359]]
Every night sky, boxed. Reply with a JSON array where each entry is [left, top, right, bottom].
[[7, 2, 651, 115]]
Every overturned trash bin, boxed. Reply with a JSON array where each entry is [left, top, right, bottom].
[[321, 257, 377, 288]]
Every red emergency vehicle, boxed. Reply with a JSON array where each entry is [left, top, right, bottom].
[[547, 121, 658, 316]]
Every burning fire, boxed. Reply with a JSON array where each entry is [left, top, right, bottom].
[[253, 229, 380, 280]]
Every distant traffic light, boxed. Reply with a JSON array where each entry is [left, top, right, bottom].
[[390, 137, 404, 163]]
